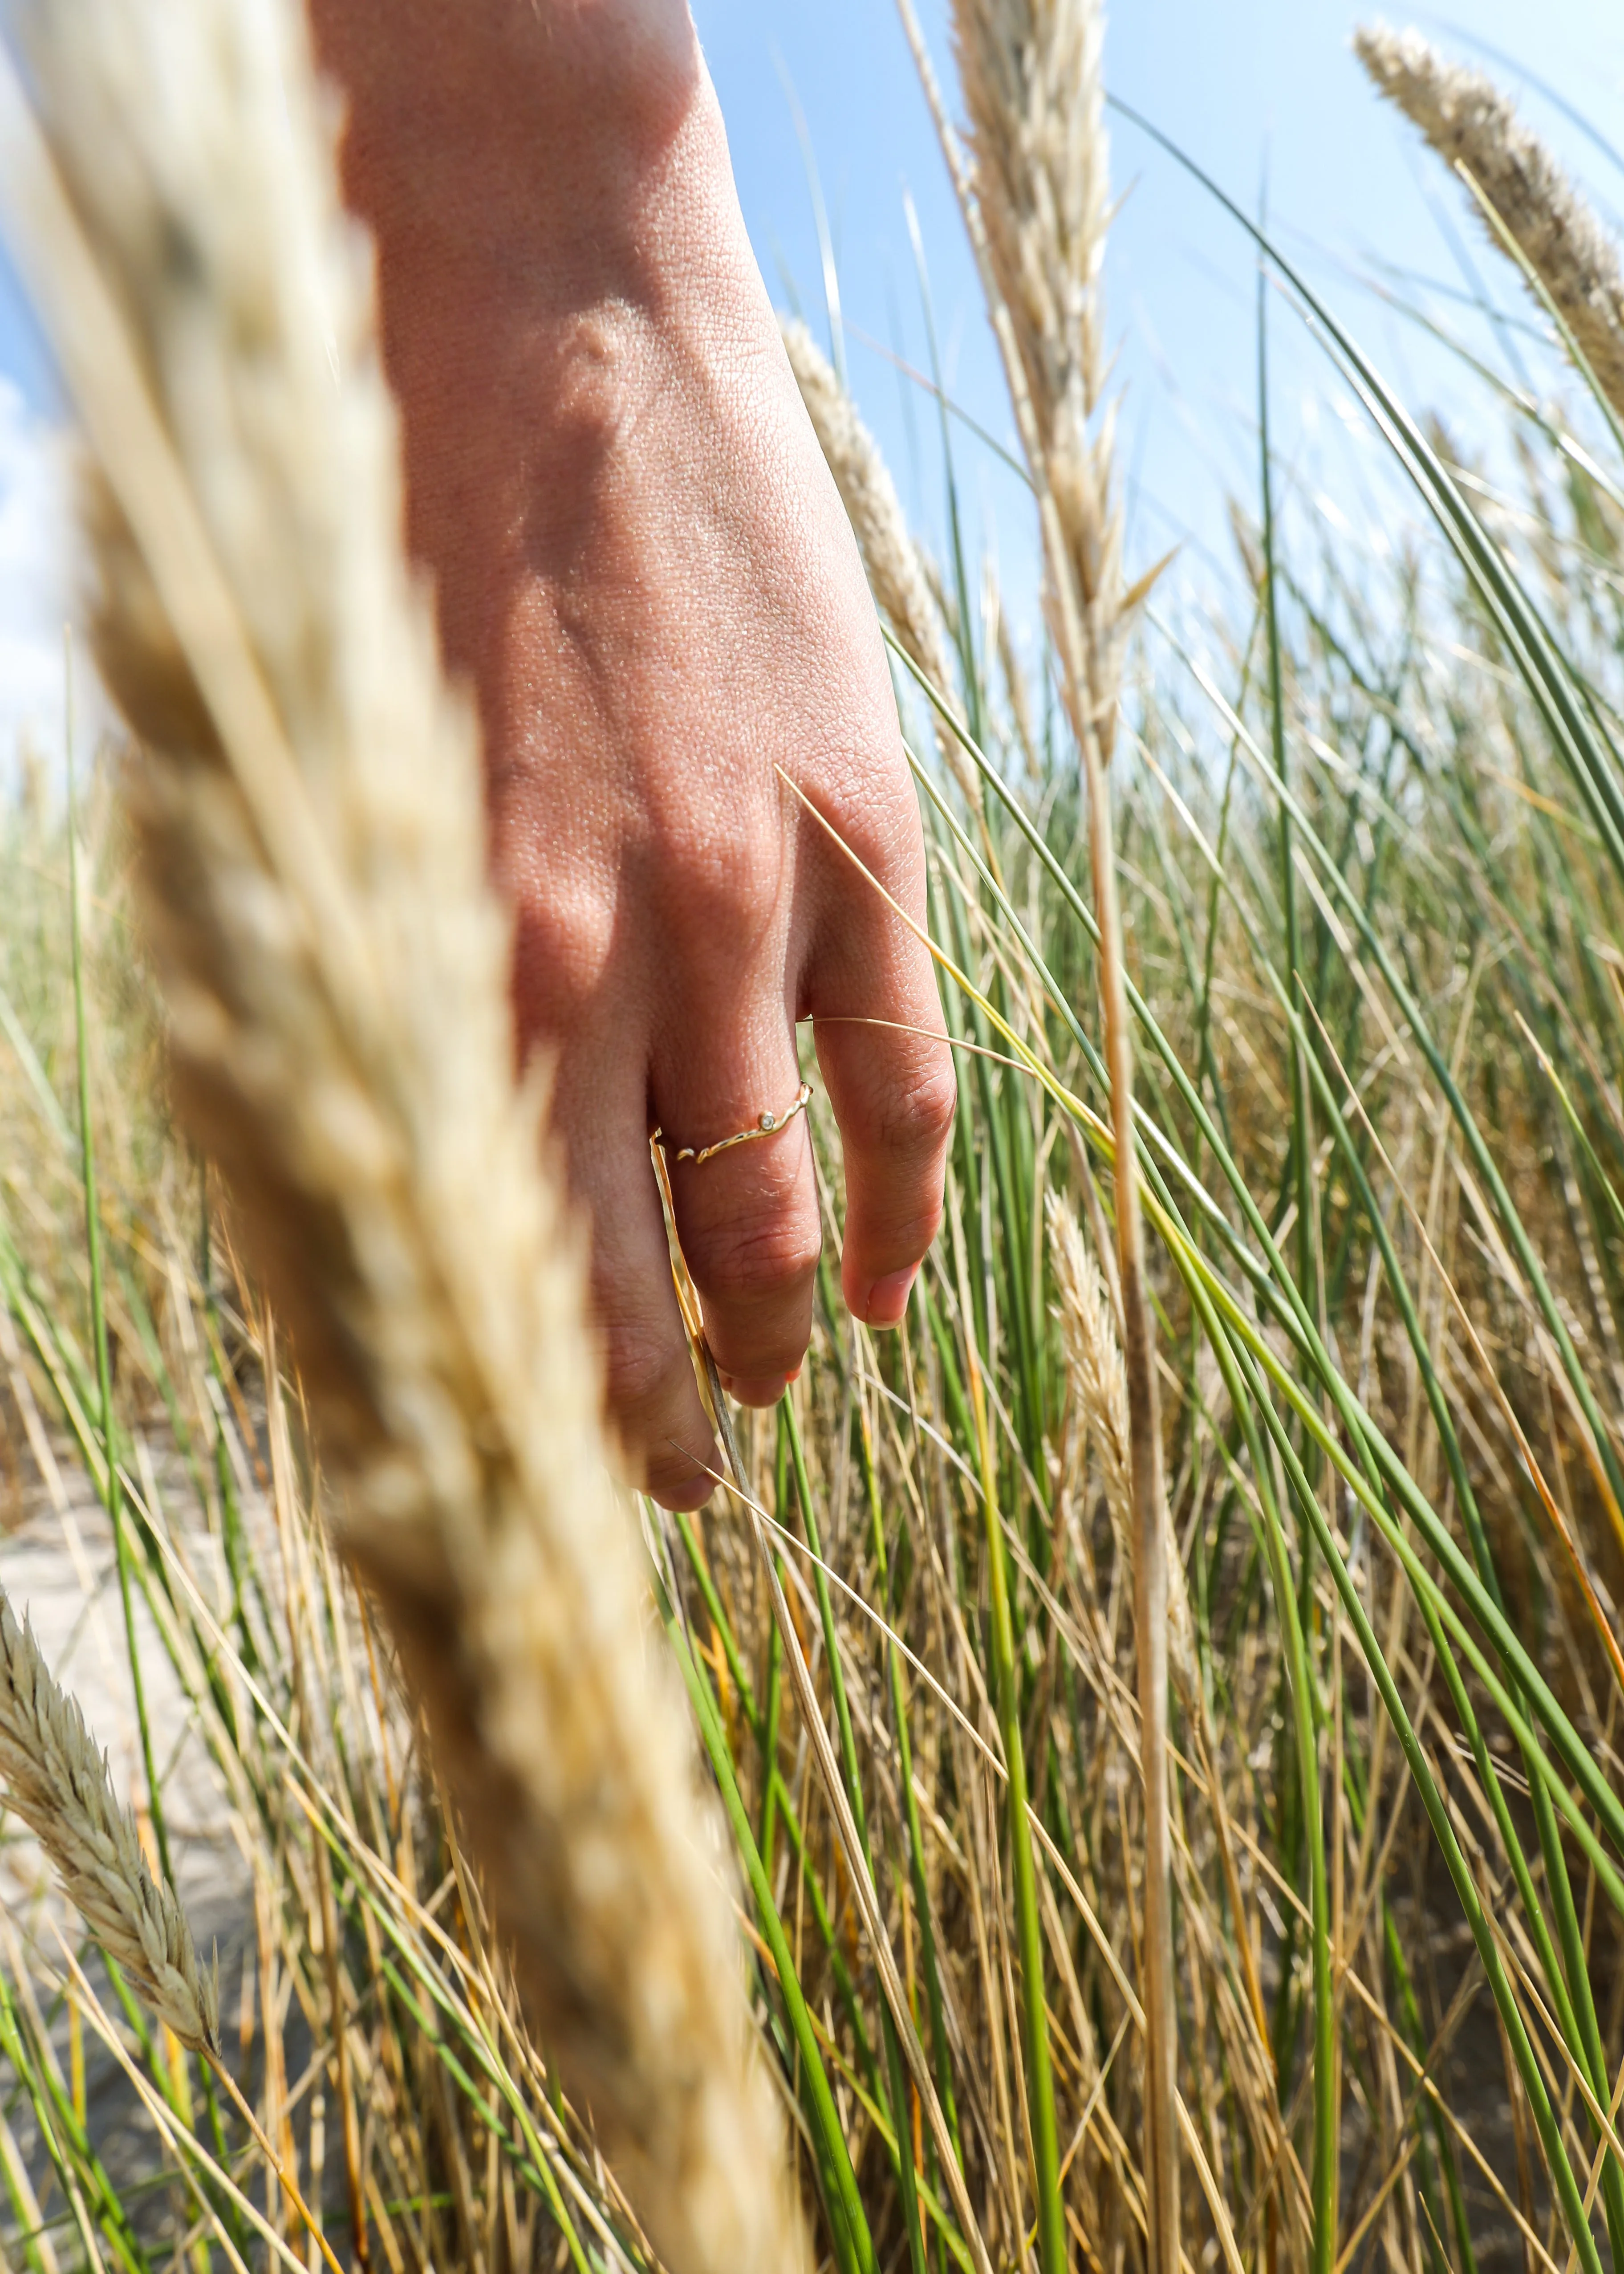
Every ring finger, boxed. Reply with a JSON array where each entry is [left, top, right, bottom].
[[654, 992, 821, 1407]]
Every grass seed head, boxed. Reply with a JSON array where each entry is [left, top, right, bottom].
[[1048, 1194, 1195, 1695], [1356, 23, 1624, 420], [1048, 1189, 1132, 1544], [0, 1586, 220, 2054], [952, 0, 1124, 748]]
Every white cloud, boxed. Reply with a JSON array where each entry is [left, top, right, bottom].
[[0, 379, 109, 774]]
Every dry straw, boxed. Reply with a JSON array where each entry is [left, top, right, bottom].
[[1356, 24, 1624, 421], [0, 4, 804, 2270], [0, 1584, 219, 2054], [950, 0, 1123, 745], [780, 314, 983, 810], [938, 3, 1181, 2268]]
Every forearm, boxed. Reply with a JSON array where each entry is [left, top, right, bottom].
[[308, 0, 776, 686], [308, 0, 743, 317]]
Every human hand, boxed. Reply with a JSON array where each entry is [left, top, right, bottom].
[[309, 0, 955, 1508]]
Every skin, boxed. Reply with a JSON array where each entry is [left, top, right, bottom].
[[308, 0, 955, 1509]]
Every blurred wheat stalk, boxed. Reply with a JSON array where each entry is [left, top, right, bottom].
[[0, 4, 804, 2270]]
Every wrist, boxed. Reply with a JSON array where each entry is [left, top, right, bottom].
[[312, 0, 714, 310]]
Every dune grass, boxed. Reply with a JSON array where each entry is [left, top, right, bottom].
[[5, 8, 1624, 2274]]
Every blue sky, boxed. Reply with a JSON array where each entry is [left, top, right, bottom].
[[692, 0, 1624, 632], [3, 0, 1624, 751]]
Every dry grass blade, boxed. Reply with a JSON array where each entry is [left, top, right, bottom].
[[1355, 23, 1624, 421], [0, 1583, 219, 2054], [0, 4, 805, 2270], [780, 314, 983, 810]]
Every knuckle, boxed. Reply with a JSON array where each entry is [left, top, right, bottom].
[[510, 881, 615, 1026], [601, 1312, 688, 1427], [644, 1445, 715, 1511], [808, 737, 922, 881], [877, 1054, 958, 1159], [650, 810, 787, 961], [691, 1209, 822, 1311]]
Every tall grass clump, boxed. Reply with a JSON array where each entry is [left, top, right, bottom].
[[5, 7, 1624, 2274]]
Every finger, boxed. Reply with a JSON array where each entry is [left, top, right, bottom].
[[551, 1051, 719, 1510], [655, 1005, 821, 1403], [811, 908, 955, 1331]]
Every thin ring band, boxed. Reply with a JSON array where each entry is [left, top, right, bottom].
[[654, 1079, 813, 1168]]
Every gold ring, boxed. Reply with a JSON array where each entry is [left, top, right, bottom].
[[654, 1080, 813, 1167]]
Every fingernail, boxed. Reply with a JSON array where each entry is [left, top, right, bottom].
[[864, 1266, 917, 1329], [720, 1361, 800, 1395], [725, 1373, 793, 1408]]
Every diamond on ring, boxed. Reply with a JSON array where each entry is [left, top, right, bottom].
[[653, 1080, 813, 1168]]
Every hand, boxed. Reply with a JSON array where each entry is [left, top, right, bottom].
[[309, 0, 955, 1507]]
